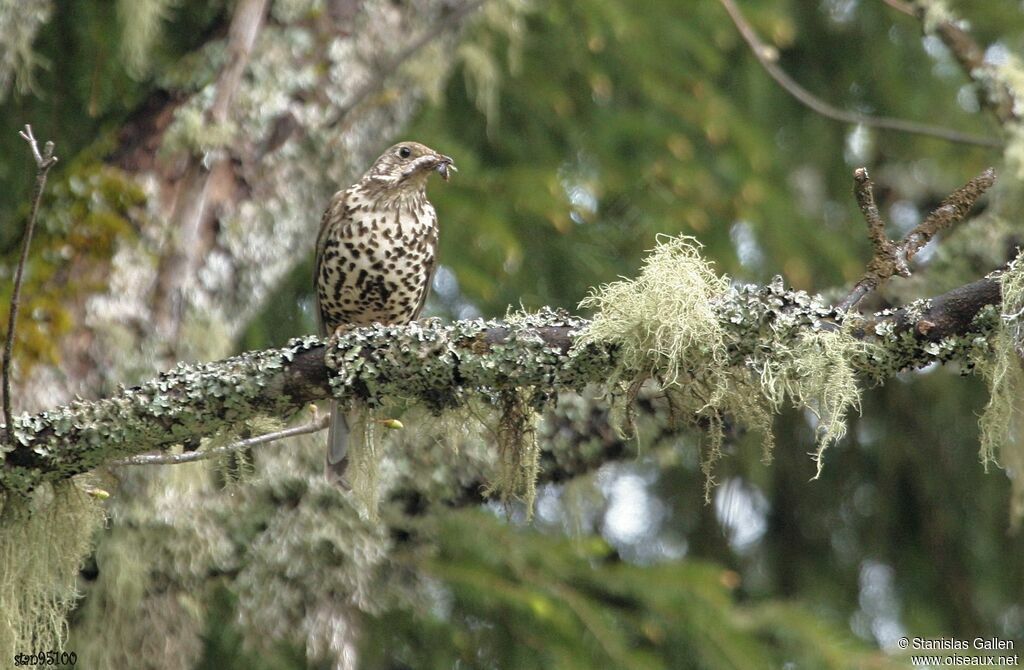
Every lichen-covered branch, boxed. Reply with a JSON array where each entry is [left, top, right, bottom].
[[905, 0, 1019, 126], [0, 275, 1004, 495]]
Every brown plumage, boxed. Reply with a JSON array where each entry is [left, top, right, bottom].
[[314, 141, 454, 485]]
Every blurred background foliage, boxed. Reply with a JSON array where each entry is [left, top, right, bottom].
[[2, 0, 1023, 667]]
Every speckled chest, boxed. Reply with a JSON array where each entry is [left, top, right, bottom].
[[316, 185, 438, 331]]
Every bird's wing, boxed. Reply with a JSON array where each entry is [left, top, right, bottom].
[[410, 255, 436, 322], [410, 207, 440, 321], [314, 189, 348, 336]]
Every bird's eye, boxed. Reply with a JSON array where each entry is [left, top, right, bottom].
[[398, 146, 412, 159]]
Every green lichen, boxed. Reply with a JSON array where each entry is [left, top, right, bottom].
[[484, 388, 543, 516], [161, 105, 237, 157], [0, 0, 52, 100], [1, 161, 144, 374], [916, 0, 956, 36], [323, 311, 590, 518], [117, 0, 177, 78], [578, 236, 730, 387], [2, 336, 323, 494], [73, 527, 151, 669], [786, 330, 863, 476], [0, 481, 105, 662], [976, 256, 1024, 525], [347, 406, 383, 521], [576, 236, 871, 497]]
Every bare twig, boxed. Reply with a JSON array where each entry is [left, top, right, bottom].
[[152, 0, 269, 341], [113, 410, 329, 466], [837, 167, 996, 312], [718, 0, 1003, 148], [3, 125, 58, 444], [853, 168, 889, 253], [326, 0, 487, 128]]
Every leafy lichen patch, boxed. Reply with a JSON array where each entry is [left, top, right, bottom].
[[1, 337, 323, 494]]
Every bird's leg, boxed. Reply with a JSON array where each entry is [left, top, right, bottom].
[[333, 323, 356, 337], [327, 323, 357, 348]]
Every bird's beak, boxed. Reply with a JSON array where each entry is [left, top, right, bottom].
[[434, 153, 456, 181]]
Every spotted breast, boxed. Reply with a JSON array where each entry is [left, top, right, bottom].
[[314, 141, 454, 484]]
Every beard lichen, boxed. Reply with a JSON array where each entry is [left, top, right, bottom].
[[483, 388, 543, 516], [0, 481, 105, 662], [576, 236, 869, 497], [976, 256, 1024, 525], [578, 235, 730, 388], [348, 405, 383, 521]]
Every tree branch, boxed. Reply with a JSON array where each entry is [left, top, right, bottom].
[[837, 167, 994, 312], [0, 275, 1004, 494], [3, 125, 58, 444], [151, 0, 269, 343], [111, 409, 329, 466], [718, 0, 1003, 148], [884, 0, 1018, 126]]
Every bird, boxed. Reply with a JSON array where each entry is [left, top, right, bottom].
[[314, 141, 455, 485]]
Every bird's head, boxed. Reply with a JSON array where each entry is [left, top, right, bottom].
[[363, 141, 456, 193]]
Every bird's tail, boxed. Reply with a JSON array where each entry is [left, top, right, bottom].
[[325, 401, 350, 488]]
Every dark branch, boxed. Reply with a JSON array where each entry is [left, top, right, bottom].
[[718, 0, 1003, 148], [906, 168, 997, 258], [853, 167, 888, 253], [3, 125, 58, 444]]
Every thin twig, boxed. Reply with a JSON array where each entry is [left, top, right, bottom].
[[326, 0, 487, 129], [837, 167, 996, 312], [718, 0, 1003, 148], [112, 411, 329, 466], [3, 125, 57, 444], [853, 168, 888, 252], [906, 168, 996, 258]]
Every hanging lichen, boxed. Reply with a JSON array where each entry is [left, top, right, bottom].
[[975, 254, 1024, 526], [484, 388, 543, 516], [575, 235, 871, 497], [117, 0, 177, 78], [347, 405, 383, 521], [0, 481, 105, 662]]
